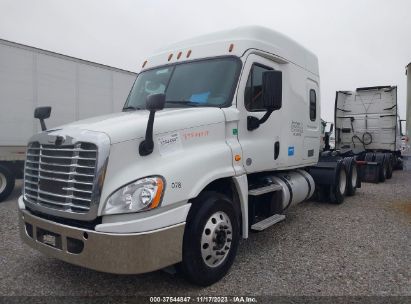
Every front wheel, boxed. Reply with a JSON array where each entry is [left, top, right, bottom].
[[180, 191, 239, 286], [0, 164, 15, 202]]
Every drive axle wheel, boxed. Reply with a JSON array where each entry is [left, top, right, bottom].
[[180, 191, 239, 286], [385, 153, 393, 179], [344, 157, 358, 196], [375, 154, 388, 182], [0, 164, 15, 202], [329, 162, 347, 204]]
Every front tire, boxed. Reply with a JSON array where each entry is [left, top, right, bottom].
[[0, 164, 15, 202], [180, 191, 239, 286]]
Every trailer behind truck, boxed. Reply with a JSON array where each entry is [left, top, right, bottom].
[[0, 39, 136, 201]]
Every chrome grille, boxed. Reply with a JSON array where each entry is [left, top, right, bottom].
[[24, 142, 98, 213]]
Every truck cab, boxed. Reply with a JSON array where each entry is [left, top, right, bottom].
[[19, 26, 322, 286], [334, 86, 403, 180]]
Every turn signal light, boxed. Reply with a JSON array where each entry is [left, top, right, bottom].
[[150, 178, 164, 209]]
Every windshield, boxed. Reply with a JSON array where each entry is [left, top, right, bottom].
[[124, 57, 241, 109]]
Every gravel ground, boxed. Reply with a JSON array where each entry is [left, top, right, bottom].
[[0, 171, 410, 297]]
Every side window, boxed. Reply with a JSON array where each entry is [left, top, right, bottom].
[[309, 89, 317, 121], [245, 64, 272, 111]]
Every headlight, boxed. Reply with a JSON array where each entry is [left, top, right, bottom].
[[103, 176, 165, 215]]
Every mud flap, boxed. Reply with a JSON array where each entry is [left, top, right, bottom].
[[359, 161, 380, 183]]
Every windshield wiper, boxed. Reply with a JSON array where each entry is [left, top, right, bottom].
[[123, 106, 142, 111], [165, 100, 202, 107]]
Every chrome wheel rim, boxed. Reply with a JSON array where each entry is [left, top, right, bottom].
[[339, 169, 347, 194], [351, 165, 358, 187], [0, 173, 6, 193], [201, 211, 232, 268]]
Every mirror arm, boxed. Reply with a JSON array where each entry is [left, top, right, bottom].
[[39, 119, 47, 131], [247, 110, 274, 131], [139, 110, 156, 156], [259, 110, 273, 124]]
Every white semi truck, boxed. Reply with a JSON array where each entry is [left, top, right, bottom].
[[18, 26, 360, 286], [334, 86, 405, 181], [0, 39, 136, 201]]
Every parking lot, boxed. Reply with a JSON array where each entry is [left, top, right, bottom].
[[1, 171, 410, 297]]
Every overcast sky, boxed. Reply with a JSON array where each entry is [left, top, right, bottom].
[[1, 0, 410, 121]]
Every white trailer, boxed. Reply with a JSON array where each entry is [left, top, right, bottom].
[[0, 39, 136, 201], [17, 26, 359, 286]]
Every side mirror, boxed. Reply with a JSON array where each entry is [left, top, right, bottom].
[[34, 106, 52, 131], [247, 71, 282, 131], [262, 70, 282, 110], [146, 93, 166, 111], [139, 94, 166, 156]]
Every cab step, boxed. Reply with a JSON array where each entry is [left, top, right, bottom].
[[248, 184, 282, 196], [251, 214, 286, 231]]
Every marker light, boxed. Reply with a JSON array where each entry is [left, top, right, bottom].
[[168, 54, 173, 61], [177, 51, 182, 59], [229, 43, 234, 52], [186, 50, 192, 58], [142, 60, 147, 68]]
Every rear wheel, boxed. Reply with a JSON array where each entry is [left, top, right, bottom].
[[0, 164, 15, 202], [394, 156, 403, 170], [385, 153, 393, 179], [375, 154, 388, 182], [344, 157, 358, 196], [180, 191, 239, 286], [330, 163, 347, 204]]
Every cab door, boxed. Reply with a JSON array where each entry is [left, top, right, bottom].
[[237, 54, 283, 173]]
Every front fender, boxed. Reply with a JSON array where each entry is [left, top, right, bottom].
[[98, 122, 235, 215]]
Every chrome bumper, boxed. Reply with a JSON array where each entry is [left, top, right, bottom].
[[19, 209, 185, 274]]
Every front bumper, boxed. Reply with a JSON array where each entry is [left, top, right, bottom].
[[19, 208, 185, 274]]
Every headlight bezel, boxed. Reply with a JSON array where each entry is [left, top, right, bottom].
[[102, 175, 165, 215]]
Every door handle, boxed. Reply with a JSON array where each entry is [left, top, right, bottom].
[[274, 141, 280, 160]]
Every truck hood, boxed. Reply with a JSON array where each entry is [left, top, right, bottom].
[[56, 108, 226, 144]]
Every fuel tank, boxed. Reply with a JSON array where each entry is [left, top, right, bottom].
[[270, 169, 315, 211]]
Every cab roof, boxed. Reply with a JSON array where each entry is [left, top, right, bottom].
[[141, 26, 319, 76]]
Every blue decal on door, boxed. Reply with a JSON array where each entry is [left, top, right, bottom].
[[288, 146, 294, 156]]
